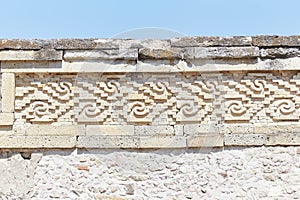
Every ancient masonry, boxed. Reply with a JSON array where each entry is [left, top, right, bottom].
[[0, 36, 300, 200], [0, 36, 300, 148]]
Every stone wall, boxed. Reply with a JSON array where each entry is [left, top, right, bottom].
[[0, 36, 300, 199]]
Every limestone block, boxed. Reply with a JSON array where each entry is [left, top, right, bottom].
[[119, 39, 171, 49], [171, 36, 252, 47], [266, 133, 300, 145], [252, 36, 300, 47], [221, 124, 254, 134], [25, 125, 85, 136], [260, 48, 300, 58], [134, 125, 175, 136], [187, 135, 223, 147], [183, 47, 259, 59], [138, 48, 181, 60], [53, 38, 119, 50], [64, 49, 138, 60], [174, 125, 184, 135], [86, 125, 134, 135], [0, 136, 76, 148], [0, 39, 44, 49], [139, 136, 186, 148], [0, 113, 14, 125], [1, 73, 15, 113], [63, 61, 136, 72], [1, 61, 62, 73], [254, 123, 300, 134], [0, 49, 62, 61], [224, 134, 267, 146], [76, 135, 139, 148], [184, 124, 220, 136], [136, 61, 179, 73], [138, 47, 259, 60]]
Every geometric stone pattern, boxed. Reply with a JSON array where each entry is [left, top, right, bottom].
[[14, 71, 300, 125], [15, 74, 74, 125], [0, 36, 300, 148]]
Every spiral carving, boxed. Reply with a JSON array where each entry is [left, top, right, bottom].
[[180, 102, 199, 117], [102, 81, 120, 94], [228, 101, 247, 116], [274, 99, 295, 115], [80, 103, 100, 117], [249, 80, 265, 93], [152, 82, 167, 95], [53, 82, 72, 100], [131, 102, 149, 117], [32, 101, 49, 116]]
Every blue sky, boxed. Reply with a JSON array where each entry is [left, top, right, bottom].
[[1, 0, 299, 38]]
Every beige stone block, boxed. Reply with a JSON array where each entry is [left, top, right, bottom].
[[86, 125, 134, 135], [64, 49, 138, 60], [184, 124, 220, 135], [136, 61, 180, 73], [63, 61, 136, 72], [76, 135, 139, 148], [25, 125, 85, 136], [1, 61, 62, 73], [187, 135, 223, 147], [0, 49, 62, 61], [174, 125, 184, 135], [254, 123, 300, 134], [266, 133, 300, 145], [135, 125, 175, 136], [221, 124, 254, 134], [183, 47, 259, 59], [139, 136, 186, 148], [1, 73, 15, 113], [0, 113, 14, 125], [171, 36, 252, 47], [0, 136, 76, 148], [224, 134, 267, 146]]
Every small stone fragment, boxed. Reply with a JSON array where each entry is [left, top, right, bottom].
[[77, 165, 89, 171]]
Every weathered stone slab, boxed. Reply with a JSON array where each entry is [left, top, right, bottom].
[[1, 73, 15, 113], [0, 113, 14, 125], [184, 124, 220, 136], [139, 136, 186, 148], [260, 48, 300, 58], [0, 39, 44, 50], [252, 35, 300, 47], [138, 47, 259, 60], [183, 47, 259, 59], [25, 125, 85, 136], [63, 61, 136, 72], [187, 135, 223, 147], [221, 124, 254, 134], [76, 136, 139, 148], [64, 49, 138, 60], [135, 126, 175, 136], [0, 136, 76, 148], [1, 61, 62, 73], [266, 133, 300, 145], [224, 134, 267, 146], [138, 48, 181, 60], [171, 36, 252, 47], [0, 50, 62, 61], [86, 125, 134, 135]]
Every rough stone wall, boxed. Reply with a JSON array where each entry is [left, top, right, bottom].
[[1, 147, 299, 199], [0, 36, 300, 199]]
